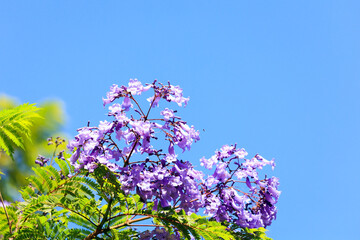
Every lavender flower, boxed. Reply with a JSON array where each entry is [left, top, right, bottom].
[[68, 79, 280, 231], [139, 227, 180, 240], [161, 108, 175, 121], [35, 155, 49, 167]]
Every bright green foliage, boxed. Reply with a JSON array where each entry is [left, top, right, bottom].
[[229, 226, 273, 240], [0, 96, 66, 201], [150, 209, 235, 240], [0, 103, 41, 160], [0, 153, 273, 240]]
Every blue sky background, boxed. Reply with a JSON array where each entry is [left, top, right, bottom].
[[1, 1, 360, 239]]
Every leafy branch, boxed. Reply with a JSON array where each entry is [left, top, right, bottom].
[[0, 103, 41, 160]]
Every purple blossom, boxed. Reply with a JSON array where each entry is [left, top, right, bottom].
[[108, 103, 122, 115], [127, 78, 150, 95], [115, 112, 129, 123], [102, 84, 124, 106], [147, 95, 161, 108], [161, 108, 175, 121], [204, 193, 221, 217], [35, 155, 49, 167], [199, 144, 280, 228], [173, 123, 200, 152], [68, 79, 280, 231], [164, 153, 177, 163], [103, 79, 150, 106], [166, 85, 189, 107], [98, 120, 113, 135], [121, 96, 133, 111], [139, 227, 180, 240], [69, 148, 80, 164], [122, 129, 136, 144], [130, 120, 152, 138], [234, 148, 248, 159], [200, 156, 218, 170], [219, 145, 236, 159], [213, 162, 231, 182], [234, 169, 248, 180], [204, 175, 219, 188]]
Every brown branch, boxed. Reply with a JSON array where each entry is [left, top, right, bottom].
[[145, 93, 159, 120], [129, 94, 146, 117], [0, 191, 12, 234], [128, 224, 164, 227]]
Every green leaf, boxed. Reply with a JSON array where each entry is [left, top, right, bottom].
[[0, 103, 41, 159], [55, 157, 70, 177], [32, 167, 54, 192]]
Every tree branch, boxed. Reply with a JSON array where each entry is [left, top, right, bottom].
[[0, 191, 12, 234]]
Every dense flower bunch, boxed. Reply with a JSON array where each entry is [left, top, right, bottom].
[[68, 79, 280, 232], [139, 227, 179, 240], [200, 146, 280, 228]]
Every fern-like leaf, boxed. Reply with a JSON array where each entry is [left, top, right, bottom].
[[0, 103, 41, 159]]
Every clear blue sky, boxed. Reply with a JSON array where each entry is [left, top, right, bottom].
[[1, 1, 359, 239]]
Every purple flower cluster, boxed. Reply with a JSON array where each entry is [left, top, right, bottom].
[[139, 227, 181, 240], [200, 145, 280, 228], [35, 155, 50, 167], [118, 160, 203, 214], [68, 79, 280, 230], [68, 79, 198, 172]]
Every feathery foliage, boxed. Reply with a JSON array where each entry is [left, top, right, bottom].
[[0, 97, 66, 202], [0, 103, 41, 160]]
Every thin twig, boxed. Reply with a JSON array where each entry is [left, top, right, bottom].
[[124, 136, 140, 167], [129, 95, 146, 117], [128, 224, 164, 227], [0, 191, 12, 234], [145, 93, 159, 120], [50, 144, 58, 166]]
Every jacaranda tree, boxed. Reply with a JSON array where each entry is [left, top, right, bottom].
[[0, 79, 280, 239]]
